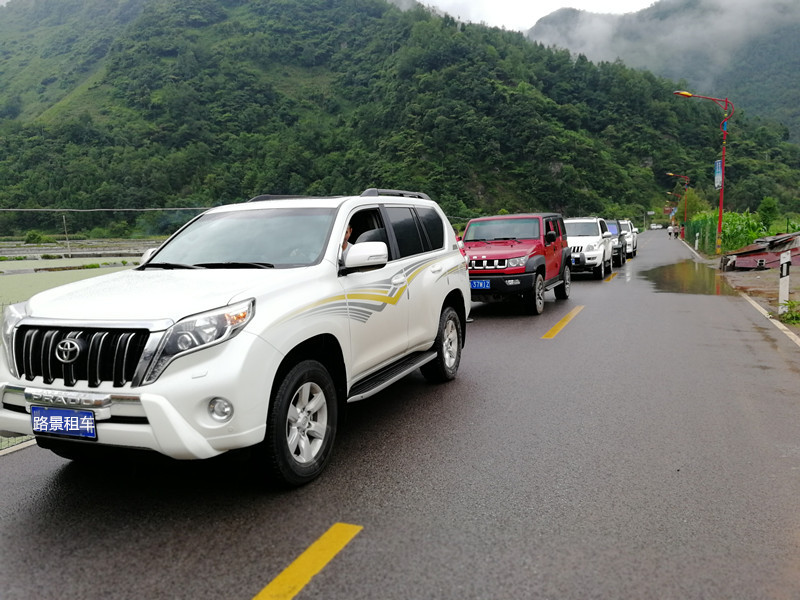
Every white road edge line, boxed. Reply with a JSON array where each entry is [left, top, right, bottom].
[[739, 291, 800, 348]]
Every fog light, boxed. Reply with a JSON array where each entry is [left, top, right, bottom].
[[208, 398, 234, 422], [506, 279, 521, 286]]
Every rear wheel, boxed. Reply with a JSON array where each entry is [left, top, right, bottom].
[[421, 306, 463, 382], [554, 265, 571, 300], [262, 360, 338, 487]]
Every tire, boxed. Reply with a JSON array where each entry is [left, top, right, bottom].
[[262, 360, 338, 487], [554, 265, 571, 300], [525, 272, 545, 315], [593, 257, 605, 280], [421, 306, 463, 383]]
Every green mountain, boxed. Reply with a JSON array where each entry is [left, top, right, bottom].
[[0, 0, 798, 239], [529, 0, 800, 141]]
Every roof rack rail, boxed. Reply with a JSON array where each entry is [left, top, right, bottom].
[[246, 194, 310, 203], [360, 188, 431, 200], [246, 194, 346, 202]]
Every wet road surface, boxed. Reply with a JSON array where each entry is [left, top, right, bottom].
[[3, 230, 800, 599]]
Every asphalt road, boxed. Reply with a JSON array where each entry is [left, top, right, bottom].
[[3, 230, 800, 599]]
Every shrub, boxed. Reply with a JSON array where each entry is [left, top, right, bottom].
[[24, 230, 56, 244]]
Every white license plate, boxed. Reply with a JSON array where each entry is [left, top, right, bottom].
[[471, 280, 490, 289], [31, 406, 97, 440]]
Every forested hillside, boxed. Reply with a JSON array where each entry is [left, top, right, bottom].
[[0, 0, 798, 238]]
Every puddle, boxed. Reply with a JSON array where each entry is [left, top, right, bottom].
[[640, 260, 738, 296]]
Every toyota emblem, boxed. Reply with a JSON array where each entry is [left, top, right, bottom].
[[55, 339, 83, 364]]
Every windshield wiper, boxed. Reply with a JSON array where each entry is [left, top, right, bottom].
[[490, 237, 518, 242], [140, 262, 201, 270], [195, 262, 275, 269]]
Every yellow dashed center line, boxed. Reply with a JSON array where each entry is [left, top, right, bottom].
[[253, 522, 363, 600], [605, 272, 618, 281], [542, 306, 584, 339]]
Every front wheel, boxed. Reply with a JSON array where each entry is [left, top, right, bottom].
[[262, 360, 338, 487], [593, 258, 605, 280], [525, 272, 545, 315], [421, 306, 463, 383]]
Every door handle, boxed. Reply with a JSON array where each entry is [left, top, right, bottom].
[[391, 274, 407, 286], [430, 264, 443, 273]]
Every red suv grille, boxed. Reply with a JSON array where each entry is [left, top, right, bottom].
[[469, 259, 507, 270]]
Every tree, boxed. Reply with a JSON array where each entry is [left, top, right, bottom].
[[757, 196, 779, 232]]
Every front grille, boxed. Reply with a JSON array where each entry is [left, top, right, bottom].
[[570, 246, 583, 253], [13, 326, 151, 388], [469, 258, 507, 270]]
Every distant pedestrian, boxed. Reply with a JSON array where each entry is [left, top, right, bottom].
[[667, 225, 674, 239]]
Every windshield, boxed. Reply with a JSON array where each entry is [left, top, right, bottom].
[[607, 222, 620, 234], [564, 221, 599, 237], [620, 222, 631, 233], [464, 218, 540, 241], [149, 207, 336, 268]]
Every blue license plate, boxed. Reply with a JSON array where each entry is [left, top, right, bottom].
[[31, 406, 97, 440], [471, 280, 490, 290]]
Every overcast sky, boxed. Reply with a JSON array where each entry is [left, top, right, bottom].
[[419, 1, 657, 31]]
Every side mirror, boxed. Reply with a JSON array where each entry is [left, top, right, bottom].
[[602, 231, 612, 239], [633, 228, 639, 233], [545, 230, 557, 244], [141, 248, 156, 263], [343, 241, 388, 270]]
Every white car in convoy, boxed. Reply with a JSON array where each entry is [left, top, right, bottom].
[[619, 219, 639, 258], [0, 189, 471, 487], [564, 217, 613, 280]]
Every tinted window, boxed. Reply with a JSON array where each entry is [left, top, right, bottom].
[[386, 207, 425, 258], [417, 207, 445, 249], [607, 222, 620, 234]]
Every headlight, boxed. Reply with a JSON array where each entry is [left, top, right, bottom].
[[507, 256, 527, 268], [143, 299, 255, 384], [2, 302, 28, 377], [584, 243, 596, 252]]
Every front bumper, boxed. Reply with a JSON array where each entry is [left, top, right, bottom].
[[0, 331, 279, 459], [570, 250, 602, 272], [468, 273, 534, 300]]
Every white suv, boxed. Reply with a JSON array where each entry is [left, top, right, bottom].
[[0, 189, 471, 486], [619, 219, 638, 258], [564, 217, 613, 280]]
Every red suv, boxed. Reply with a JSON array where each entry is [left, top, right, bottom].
[[462, 213, 571, 314]]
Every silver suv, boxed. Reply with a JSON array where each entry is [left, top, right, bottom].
[[564, 217, 613, 280]]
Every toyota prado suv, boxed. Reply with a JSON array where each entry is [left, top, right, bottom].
[[564, 217, 613, 280], [0, 189, 471, 487], [462, 213, 571, 314]]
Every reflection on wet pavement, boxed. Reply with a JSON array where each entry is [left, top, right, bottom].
[[640, 260, 738, 295]]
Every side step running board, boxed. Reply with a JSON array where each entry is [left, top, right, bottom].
[[347, 351, 436, 402]]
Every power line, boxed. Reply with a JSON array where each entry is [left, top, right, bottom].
[[0, 207, 210, 212]]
